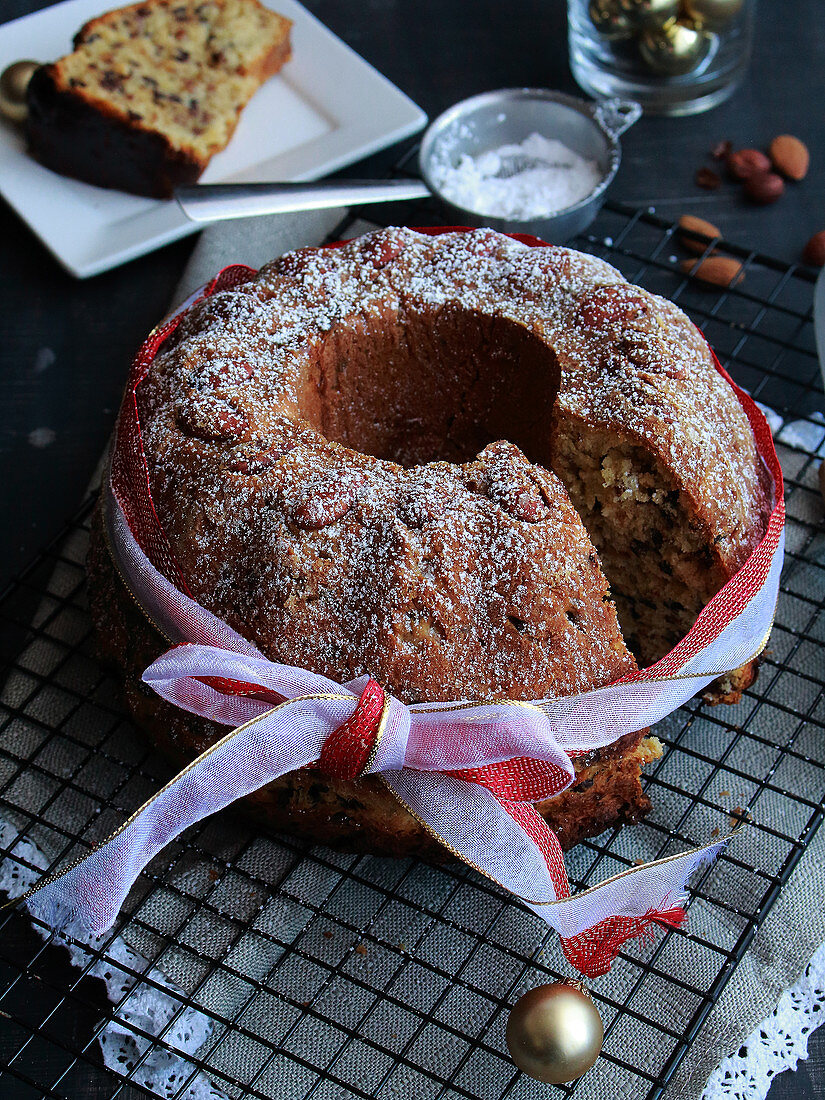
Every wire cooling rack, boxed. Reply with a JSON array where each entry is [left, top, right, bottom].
[[0, 199, 823, 1100]]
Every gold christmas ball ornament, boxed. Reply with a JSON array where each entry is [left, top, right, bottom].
[[619, 0, 681, 29], [681, 0, 744, 32], [588, 0, 635, 41], [639, 19, 713, 76], [506, 982, 604, 1084], [0, 60, 39, 124]]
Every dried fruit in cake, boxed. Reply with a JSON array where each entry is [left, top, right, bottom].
[[25, 0, 291, 198]]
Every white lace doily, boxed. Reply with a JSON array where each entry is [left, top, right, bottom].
[[0, 818, 227, 1100], [702, 941, 825, 1100]]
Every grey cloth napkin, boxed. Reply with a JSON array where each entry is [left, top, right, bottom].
[[668, 827, 825, 1098]]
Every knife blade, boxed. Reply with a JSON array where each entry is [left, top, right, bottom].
[[175, 179, 430, 223]]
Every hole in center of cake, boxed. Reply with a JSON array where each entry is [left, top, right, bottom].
[[300, 305, 562, 468]]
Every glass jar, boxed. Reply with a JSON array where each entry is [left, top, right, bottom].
[[568, 0, 755, 116]]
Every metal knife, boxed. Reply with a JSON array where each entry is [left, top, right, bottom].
[[175, 179, 430, 223]]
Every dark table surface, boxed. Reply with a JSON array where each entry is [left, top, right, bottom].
[[1, 1, 824, 1097]]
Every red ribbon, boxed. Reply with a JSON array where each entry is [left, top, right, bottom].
[[318, 678, 386, 781]]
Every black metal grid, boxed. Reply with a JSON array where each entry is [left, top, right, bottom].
[[0, 198, 823, 1100]]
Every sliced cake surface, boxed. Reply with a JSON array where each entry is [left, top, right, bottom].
[[26, 0, 292, 197]]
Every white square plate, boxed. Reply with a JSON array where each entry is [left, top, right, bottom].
[[0, 0, 427, 277]]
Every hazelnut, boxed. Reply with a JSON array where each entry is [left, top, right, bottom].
[[743, 172, 784, 205], [727, 148, 771, 181], [802, 231, 825, 267]]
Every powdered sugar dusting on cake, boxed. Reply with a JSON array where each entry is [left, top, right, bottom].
[[140, 227, 770, 703]]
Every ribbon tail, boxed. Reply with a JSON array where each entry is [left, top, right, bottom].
[[493, 796, 723, 977], [558, 903, 688, 976], [380, 769, 727, 978], [558, 899, 691, 978], [18, 696, 358, 936]]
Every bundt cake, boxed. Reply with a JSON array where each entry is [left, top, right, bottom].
[[87, 226, 772, 856]]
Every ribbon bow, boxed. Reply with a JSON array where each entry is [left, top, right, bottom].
[[19, 634, 724, 978]]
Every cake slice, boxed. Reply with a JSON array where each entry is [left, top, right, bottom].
[[25, 0, 292, 198]]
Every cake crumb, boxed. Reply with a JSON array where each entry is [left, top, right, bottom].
[[729, 806, 752, 826]]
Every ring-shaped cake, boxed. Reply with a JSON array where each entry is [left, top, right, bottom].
[[88, 227, 772, 854]]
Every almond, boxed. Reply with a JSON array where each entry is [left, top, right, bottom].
[[727, 148, 771, 180], [769, 134, 809, 180], [803, 230, 825, 266], [680, 256, 744, 288], [743, 171, 784, 204], [677, 214, 721, 254]]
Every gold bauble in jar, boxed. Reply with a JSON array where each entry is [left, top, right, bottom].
[[588, 0, 636, 41], [681, 0, 744, 31], [0, 60, 39, 123], [639, 19, 713, 75], [506, 982, 604, 1084], [619, 0, 681, 29]]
